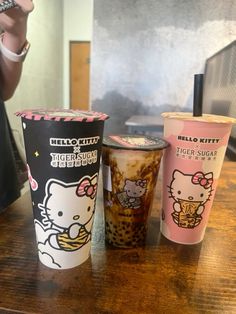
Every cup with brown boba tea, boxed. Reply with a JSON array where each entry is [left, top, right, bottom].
[[102, 134, 169, 247]]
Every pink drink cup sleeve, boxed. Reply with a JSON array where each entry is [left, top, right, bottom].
[[161, 113, 236, 244]]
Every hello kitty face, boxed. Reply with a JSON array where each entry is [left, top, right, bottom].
[[124, 179, 147, 198], [169, 170, 213, 204], [44, 176, 97, 229]]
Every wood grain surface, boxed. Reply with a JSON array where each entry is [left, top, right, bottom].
[[0, 161, 235, 314]]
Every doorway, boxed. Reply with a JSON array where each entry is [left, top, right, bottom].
[[70, 41, 90, 110]]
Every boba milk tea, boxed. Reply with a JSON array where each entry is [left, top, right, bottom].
[[102, 134, 168, 247]]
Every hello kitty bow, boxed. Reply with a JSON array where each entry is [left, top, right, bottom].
[[191, 172, 213, 189], [136, 179, 147, 188], [76, 177, 97, 199]]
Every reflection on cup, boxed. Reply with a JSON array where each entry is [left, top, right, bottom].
[[102, 134, 168, 248], [16, 109, 109, 269], [161, 112, 236, 245]]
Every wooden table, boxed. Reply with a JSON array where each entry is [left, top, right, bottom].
[[0, 161, 235, 314]]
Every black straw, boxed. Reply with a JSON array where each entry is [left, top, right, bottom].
[[193, 74, 204, 116]]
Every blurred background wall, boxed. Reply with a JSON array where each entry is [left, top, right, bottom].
[[5, 0, 93, 155], [5, 1, 64, 150], [91, 0, 236, 134], [63, 0, 93, 107], [4, 0, 236, 141]]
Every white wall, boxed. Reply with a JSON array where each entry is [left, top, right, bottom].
[[3, 1, 93, 193], [6, 0, 64, 144], [63, 0, 94, 108]]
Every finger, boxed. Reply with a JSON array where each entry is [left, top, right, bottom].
[[14, 0, 34, 13]]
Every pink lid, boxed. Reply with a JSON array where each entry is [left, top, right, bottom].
[[15, 109, 109, 122]]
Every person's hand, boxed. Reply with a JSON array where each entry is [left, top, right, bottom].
[[14, 0, 34, 13], [0, 0, 34, 101], [0, 0, 34, 39]]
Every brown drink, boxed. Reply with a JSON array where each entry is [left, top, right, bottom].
[[102, 134, 168, 247]]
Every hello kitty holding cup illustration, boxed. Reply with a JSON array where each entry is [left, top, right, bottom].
[[169, 170, 213, 229], [117, 179, 147, 209], [35, 174, 98, 268]]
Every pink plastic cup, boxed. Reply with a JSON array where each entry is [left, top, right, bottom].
[[161, 112, 236, 244]]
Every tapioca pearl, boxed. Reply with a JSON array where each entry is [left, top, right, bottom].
[[125, 241, 132, 246], [105, 224, 110, 230]]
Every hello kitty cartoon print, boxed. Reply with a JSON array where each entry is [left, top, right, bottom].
[[27, 164, 38, 191], [117, 179, 147, 209], [169, 170, 213, 229], [34, 174, 98, 269]]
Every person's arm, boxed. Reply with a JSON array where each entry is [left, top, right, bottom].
[[0, 0, 34, 101]]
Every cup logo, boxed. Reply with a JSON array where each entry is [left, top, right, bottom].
[[34, 174, 98, 269], [117, 179, 147, 209], [27, 164, 38, 191], [167, 170, 213, 229]]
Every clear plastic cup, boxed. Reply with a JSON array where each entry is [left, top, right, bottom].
[[102, 134, 168, 247]]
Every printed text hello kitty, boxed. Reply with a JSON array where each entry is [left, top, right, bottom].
[[49, 136, 100, 168]]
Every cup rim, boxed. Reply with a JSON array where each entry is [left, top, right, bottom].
[[15, 109, 109, 122], [102, 134, 169, 151], [162, 112, 236, 124]]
